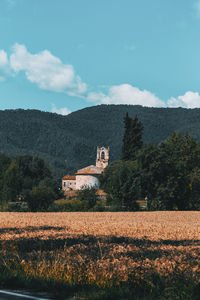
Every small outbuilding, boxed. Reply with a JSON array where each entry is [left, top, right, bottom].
[[62, 175, 76, 191]]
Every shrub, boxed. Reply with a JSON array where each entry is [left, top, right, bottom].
[[76, 186, 98, 210], [26, 185, 56, 212]]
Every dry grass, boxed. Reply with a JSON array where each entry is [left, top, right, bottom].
[[0, 212, 200, 298]]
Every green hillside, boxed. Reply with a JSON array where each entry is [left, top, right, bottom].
[[1, 105, 200, 178]]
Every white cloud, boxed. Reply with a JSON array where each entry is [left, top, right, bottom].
[[9, 44, 87, 96], [2, 43, 200, 110], [167, 97, 183, 107], [87, 84, 165, 107], [168, 91, 200, 108], [0, 44, 165, 108], [51, 104, 71, 115], [0, 50, 9, 81], [0, 50, 8, 68]]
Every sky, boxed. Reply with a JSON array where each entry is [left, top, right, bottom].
[[1, 0, 200, 115]]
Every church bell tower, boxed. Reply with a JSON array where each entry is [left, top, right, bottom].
[[96, 146, 109, 169]]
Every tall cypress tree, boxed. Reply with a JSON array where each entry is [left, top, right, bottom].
[[121, 113, 143, 160]]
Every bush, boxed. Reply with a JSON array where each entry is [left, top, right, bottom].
[[49, 199, 84, 212], [26, 185, 56, 212], [7, 202, 28, 212], [76, 186, 98, 210], [39, 178, 63, 200]]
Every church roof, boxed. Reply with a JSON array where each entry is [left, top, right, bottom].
[[62, 175, 76, 180], [76, 165, 103, 175]]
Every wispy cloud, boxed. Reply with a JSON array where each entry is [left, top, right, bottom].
[[0, 76, 5, 82], [194, 0, 200, 17], [0, 50, 8, 68], [0, 49, 9, 81], [51, 104, 71, 115]]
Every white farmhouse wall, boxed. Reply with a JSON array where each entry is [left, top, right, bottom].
[[62, 179, 76, 191], [76, 175, 100, 190]]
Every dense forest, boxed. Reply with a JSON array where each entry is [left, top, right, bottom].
[[1, 105, 200, 178]]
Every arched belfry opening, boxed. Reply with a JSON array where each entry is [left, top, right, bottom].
[[101, 151, 105, 160], [96, 146, 109, 169]]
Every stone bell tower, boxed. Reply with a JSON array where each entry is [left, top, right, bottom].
[[96, 146, 109, 169]]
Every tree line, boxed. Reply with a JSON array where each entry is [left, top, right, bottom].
[[0, 154, 62, 211], [101, 113, 200, 210], [1, 112, 200, 212]]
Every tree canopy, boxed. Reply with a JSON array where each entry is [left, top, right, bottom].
[[121, 113, 143, 161], [100, 160, 139, 211], [0, 154, 61, 210], [101, 114, 200, 211]]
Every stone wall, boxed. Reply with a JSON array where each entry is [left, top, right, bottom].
[[76, 174, 100, 190]]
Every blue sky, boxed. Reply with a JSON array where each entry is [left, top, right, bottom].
[[1, 0, 200, 114]]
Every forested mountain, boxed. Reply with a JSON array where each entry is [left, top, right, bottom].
[[1, 105, 200, 178]]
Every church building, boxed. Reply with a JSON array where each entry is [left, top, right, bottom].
[[62, 146, 109, 192]]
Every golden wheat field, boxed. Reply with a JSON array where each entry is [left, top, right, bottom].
[[0, 211, 200, 296], [0, 211, 200, 240]]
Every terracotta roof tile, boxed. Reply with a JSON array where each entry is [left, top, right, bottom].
[[62, 175, 76, 180], [96, 189, 107, 196], [76, 165, 103, 175]]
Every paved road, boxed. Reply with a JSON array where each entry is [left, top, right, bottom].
[[0, 290, 52, 300]]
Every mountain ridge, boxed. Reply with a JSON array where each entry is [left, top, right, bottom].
[[1, 104, 200, 178]]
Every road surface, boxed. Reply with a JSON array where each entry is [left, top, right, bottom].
[[0, 290, 53, 300]]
